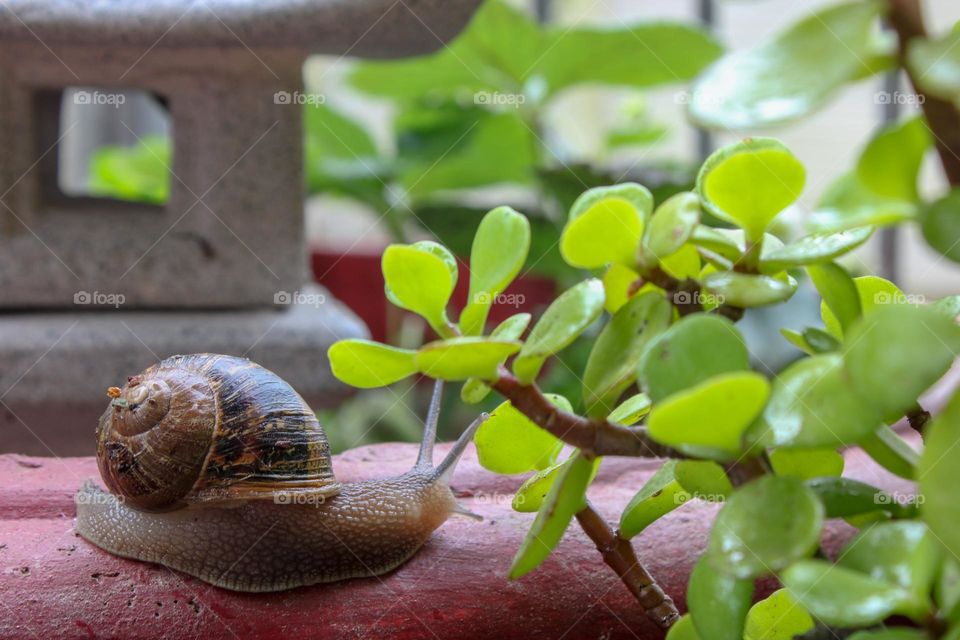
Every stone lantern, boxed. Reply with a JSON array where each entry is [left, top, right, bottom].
[[0, 0, 481, 454]]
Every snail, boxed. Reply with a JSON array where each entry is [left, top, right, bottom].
[[75, 353, 484, 592]]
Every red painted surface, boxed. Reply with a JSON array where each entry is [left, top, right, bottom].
[[0, 441, 916, 639], [312, 250, 556, 342]]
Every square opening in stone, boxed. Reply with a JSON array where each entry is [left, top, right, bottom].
[[37, 87, 172, 207]]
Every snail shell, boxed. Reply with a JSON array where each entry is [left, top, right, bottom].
[[96, 353, 339, 511]]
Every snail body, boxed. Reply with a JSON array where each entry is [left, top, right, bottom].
[[75, 354, 481, 592]]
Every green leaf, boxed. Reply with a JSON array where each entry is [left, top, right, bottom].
[[538, 23, 722, 97], [302, 103, 383, 202], [474, 396, 568, 475], [675, 460, 733, 501], [89, 135, 171, 204], [639, 314, 750, 403], [666, 615, 701, 640], [856, 117, 931, 202], [641, 192, 701, 264], [808, 262, 862, 336], [821, 275, 905, 340], [702, 271, 798, 308], [582, 292, 671, 417], [780, 328, 815, 356], [696, 138, 805, 239], [328, 339, 418, 389], [935, 295, 960, 321], [619, 460, 688, 539], [908, 29, 960, 101], [509, 451, 594, 579], [840, 522, 939, 598], [743, 589, 815, 640], [803, 327, 841, 354], [460, 207, 531, 335], [513, 279, 605, 384], [690, 225, 744, 263], [560, 195, 645, 269], [513, 459, 564, 513], [569, 183, 654, 224], [648, 372, 770, 460], [920, 391, 960, 561], [761, 226, 873, 273], [689, 1, 889, 128], [782, 560, 929, 626], [921, 188, 960, 264], [936, 558, 960, 625], [860, 426, 919, 480], [688, 557, 753, 640], [747, 354, 880, 449], [461, 313, 532, 403], [382, 243, 457, 333], [810, 171, 916, 233], [415, 337, 521, 381], [807, 476, 918, 519], [708, 476, 823, 579], [607, 393, 651, 425], [770, 448, 844, 480], [400, 109, 536, 199], [843, 305, 960, 416]]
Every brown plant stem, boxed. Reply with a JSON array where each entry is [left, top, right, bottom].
[[575, 502, 680, 630], [492, 368, 682, 458], [889, 0, 960, 186]]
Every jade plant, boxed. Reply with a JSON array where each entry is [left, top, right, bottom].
[[328, 135, 960, 639]]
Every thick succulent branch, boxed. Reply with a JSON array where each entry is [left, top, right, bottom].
[[889, 0, 960, 186], [492, 368, 681, 458], [575, 502, 680, 630]]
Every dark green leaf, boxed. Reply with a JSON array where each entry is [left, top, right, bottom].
[[509, 451, 594, 579], [839, 522, 939, 598], [619, 460, 688, 539], [921, 188, 960, 264], [639, 314, 750, 403], [807, 262, 862, 336], [707, 476, 823, 579], [807, 477, 918, 519], [689, 1, 889, 128], [859, 426, 919, 481], [920, 391, 960, 561], [513, 279, 605, 384], [761, 226, 873, 272], [688, 557, 753, 640], [702, 271, 798, 307], [782, 560, 929, 626], [582, 292, 671, 417], [843, 305, 960, 416], [747, 354, 881, 449]]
